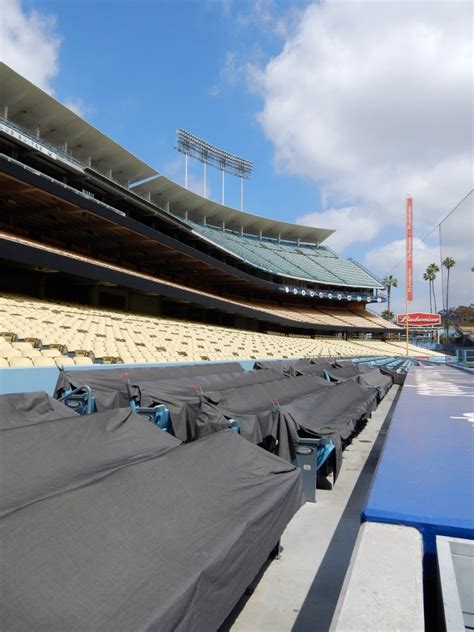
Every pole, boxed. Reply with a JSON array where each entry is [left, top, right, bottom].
[[203, 161, 207, 198], [221, 169, 225, 205], [406, 195, 413, 356], [184, 153, 188, 190], [405, 282, 409, 356], [240, 177, 243, 211]]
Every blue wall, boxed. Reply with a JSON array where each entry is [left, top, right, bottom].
[[0, 359, 257, 396]]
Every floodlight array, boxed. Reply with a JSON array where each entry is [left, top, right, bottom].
[[176, 129, 253, 179]]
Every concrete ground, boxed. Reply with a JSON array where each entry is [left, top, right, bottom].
[[221, 385, 400, 632]]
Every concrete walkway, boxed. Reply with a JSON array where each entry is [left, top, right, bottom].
[[222, 385, 400, 632]]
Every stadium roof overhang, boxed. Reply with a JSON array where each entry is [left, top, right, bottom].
[[132, 176, 334, 244], [0, 63, 157, 185]]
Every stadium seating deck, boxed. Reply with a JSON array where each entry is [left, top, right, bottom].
[[0, 294, 445, 365], [186, 220, 382, 288], [1, 232, 393, 332]]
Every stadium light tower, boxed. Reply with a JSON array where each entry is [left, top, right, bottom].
[[176, 129, 253, 210]]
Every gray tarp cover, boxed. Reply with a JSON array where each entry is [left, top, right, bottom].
[[54, 362, 244, 411], [326, 365, 392, 398], [197, 375, 378, 474], [196, 374, 333, 461], [254, 358, 334, 377], [289, 361, 334, 377], [0, 408, 180, 517], [281, 379, 379, 475], [253, 358, 312, 373], [1, 408, 303, 632], [0, 391, 77, 428], [135, 369, 284, 441]]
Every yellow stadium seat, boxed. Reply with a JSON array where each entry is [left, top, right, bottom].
[[54, 357, 75, 367], [23, 348, 42, 357], [32, 357, 58, 367], [41, 349, 65, 358], [9, 357, 34, 368], [74, 356, 93, 365], [12, 341, 34, 351], [1, 348, 22, 359]]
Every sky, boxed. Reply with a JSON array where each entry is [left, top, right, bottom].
[[1, 0, 472, 314]]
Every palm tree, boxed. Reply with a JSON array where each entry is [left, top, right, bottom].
[[383, 275, 398, 321], [423, 270, 433, 312], [427, 263, 440, 313], [442, 257, 456, 338], [442, 257, 456, 313]]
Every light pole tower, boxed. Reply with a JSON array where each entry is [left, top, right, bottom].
[[175, 129, 253, 209]]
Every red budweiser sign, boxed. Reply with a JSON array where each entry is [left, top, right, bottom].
[[396, 313, 441, 326]]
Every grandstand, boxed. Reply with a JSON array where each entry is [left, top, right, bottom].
[[1, 62, 465, 632], [0, 51, 423, 495], [0, 61, 445, 365], [0, 293, 443, 368]]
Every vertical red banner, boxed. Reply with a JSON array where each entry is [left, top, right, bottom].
[[406, 196, 413, 301]]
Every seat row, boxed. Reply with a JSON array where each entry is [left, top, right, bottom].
[[0, 294, 445, 366]]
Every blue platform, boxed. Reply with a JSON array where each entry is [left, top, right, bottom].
[[363, 365, 474, 554]]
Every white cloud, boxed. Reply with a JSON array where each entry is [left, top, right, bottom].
[[0, 0, 86, 117], [251, 1, 473, 252], [364, 197, 474, 315], [365, 237, 442, 314], [297, 205, 379, 250], [220, 50, 241, 86], [236, 0, 289, 38], [0, 0, 61, 93]]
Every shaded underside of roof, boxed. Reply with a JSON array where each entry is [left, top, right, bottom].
[[132, 175, 334, 244], [0, 63, 156, 185]]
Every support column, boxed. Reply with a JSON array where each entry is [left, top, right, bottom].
[[240, 176, 243, 211], [203, 161, 207, 198], [221, 169, 225, 205], [259, 230, 263, 241], [184, 153, 188, 189], [3, 105, 8, 119]]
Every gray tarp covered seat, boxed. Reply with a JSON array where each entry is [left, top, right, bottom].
[[54, 362, 244, 411], [197, 376, 377, 476], [196, 374, 333, 461], [253, 357, 313, 374], [356, 370, 393, 399], [0, 391, 77, 429], [135, 368, 284, 441], [326, 365, 392, 399], [289, 360, 335, 377], [0, 405, 303, 632], [0, 408, 180, 517], [281, 379, 378, 475], [254, 358, 335, 377]]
